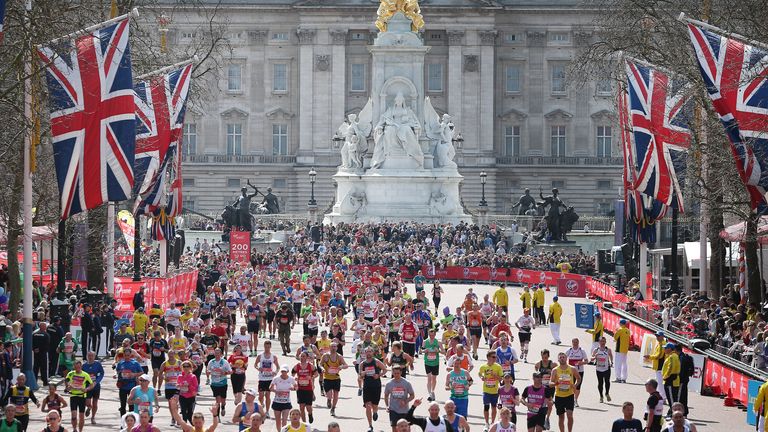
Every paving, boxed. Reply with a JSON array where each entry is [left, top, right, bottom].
[[26, 283, 752, 431]]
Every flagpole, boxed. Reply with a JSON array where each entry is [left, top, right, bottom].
[[106, 202, 115, 297], [677, 12, 768, 51], [38, 8, 139, 48], [135, 55, 199, 81], [22, 0, 36, 390]]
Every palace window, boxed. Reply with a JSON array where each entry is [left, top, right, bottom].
[[596, 126, 612, 157], [226, 123, 242, 155], [227, 64, 242, 92], [182, 123, 197, 155], [504, 126, 521, 156], [427, 63, 443, 92], [272, 124, 288, 155], [505, 65, 521, 93], [273, 63, 287, 92], [350, 63, 366, 92], [550, 125, 567, 157]]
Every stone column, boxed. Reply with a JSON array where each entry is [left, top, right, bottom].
[[479, 30, 496, 157], [447, 30, 464, 125], [248, 30, 268, 154], [526, 31, 546, 155], [297, 28, 316, 161], [330, 29, 347, 136]]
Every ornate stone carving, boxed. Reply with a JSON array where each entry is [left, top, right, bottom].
[[464, 55, 479, 72], [526, 31, 546, 46], [296, 28, 316, 45], [447, 30, 465, 45], [329, 29, 347, 45], [221, 108, 249, 120], [248, 30, 268, 44], [479, 30, 497, 46], [265, 107, 295, 120], [315, 55, 331, 72]]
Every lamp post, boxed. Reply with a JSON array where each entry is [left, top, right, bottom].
[[479, 170, 488, 207], [308, 168, 317, 206]]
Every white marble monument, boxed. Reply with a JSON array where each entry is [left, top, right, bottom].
[[324, 5, 471, 224]]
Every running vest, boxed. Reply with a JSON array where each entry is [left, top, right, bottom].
[[163, 361, 182, 389], [537, 360, 555, 385], [423, 339, 441, 366], [322, 355, 344, 380], [132, 387, 156, 416], [496, 346, 515, 376], [552, 366, 575, 398], [258, 354, 276, 381], [285, 423, 308, 432], [594, 348, 611, 372], [494, 422, 515, 432], [524, 385, 546, 417], [424, 416, 447, 432], [401, 322, 418, 343]]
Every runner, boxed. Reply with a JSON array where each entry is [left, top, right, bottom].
[[176, 361, 199, 424], [320, 342, 348, 416], [497, 374, 520, 426], [40, 384, 67, 417], [399, 314, 419, 359], [387, 341, 414, 378], [533, 350, 556, 430], [275, 303, 295, 356], [493, 333, 519, 382], [9, 373, 39, 432], [591, 337, 614, 403], [514, 309, 536, 363], [564, 339, 588, 407], [443, 399, 471, 432], [282, 408, 310, 432], [148, 331, 169, 394], [488, 407, 516, 432], [64, 360, 94, 431], [550, 353, 580, 432], [467, 304, 485, 360], [206, 348, 232, 417], [229, 344, 250, 406], [256, 340, 280, 417], [81, 351, 104, 425], [232, 389, 261, 431], [115, 348, 143, 416], [292, 351, 318, 424], [358, 346, 387, 432], [270, 366, 297, 432], [41, 410, 66, 432], [158, 350, 182, 427], [521, 372, 549, 432], [404, 398, 455, 432], [246, 297, 261, 356], [445, 358, 473, 418], [479, 350, 504, 430], [422, 328, 443, 402], [127, 374, 159, 423], [644, 379, 665, 432], [384, 365, 415, 432]]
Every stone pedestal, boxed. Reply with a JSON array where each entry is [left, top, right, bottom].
[[324, 167, 471, 224]]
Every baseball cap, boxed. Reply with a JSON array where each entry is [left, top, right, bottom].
[[139, 374, 150, 381], [655, 331, 664, 337], [664, 342, 676, 350], [280, 365, 289, 372], [553, 296, 559, 301], [619, 319, 628, 325], [594, 311, 601, 316], [245, 389, 257, 396]]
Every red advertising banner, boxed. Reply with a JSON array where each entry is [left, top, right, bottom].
[[230, 230, 251, 263], [704, 358, 751, 406], [556, 278, 586, 297], [113, 270, 198, 314]]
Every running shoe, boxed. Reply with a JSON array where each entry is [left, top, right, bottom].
[[373, 412, 379, 421], [358, 388, 363, 396], [606, 394, 612, 402], [599, 396, 603, 403], [327, 400, 332, 409]]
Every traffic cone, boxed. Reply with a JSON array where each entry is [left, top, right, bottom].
[[723, 388, 737, 407], [545, 284, 550, 291]]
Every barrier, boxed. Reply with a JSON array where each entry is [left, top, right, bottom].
[[599, 305, 768, 407], [113, 270, 198, 314]]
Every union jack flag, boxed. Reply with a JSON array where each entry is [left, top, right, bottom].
[[135, 151, 170, 216], [149, 207, 175, 241], [0, 0, 6, 44], [687, 22, 768, 211], [625, 60, 691, 212], [618, 84, 667, 243], [37, 18, 135, 219], [133, 64, 192, 196]]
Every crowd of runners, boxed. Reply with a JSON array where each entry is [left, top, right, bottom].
[[10, 256, 710, 432]]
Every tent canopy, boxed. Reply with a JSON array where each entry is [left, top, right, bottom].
[[720, 216, 768, 244], [0, 225, 57, 244]]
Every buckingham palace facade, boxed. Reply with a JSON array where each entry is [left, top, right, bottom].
[[166, 0, 622, 215]]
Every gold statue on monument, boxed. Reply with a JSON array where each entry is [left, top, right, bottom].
[[376, 0, 424, 32]]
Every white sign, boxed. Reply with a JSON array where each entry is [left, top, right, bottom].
[[689, 353, 706, 394], [639, 333, 659, 368]]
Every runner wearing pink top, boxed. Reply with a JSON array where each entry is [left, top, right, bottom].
[[176, 361, 199, 423]]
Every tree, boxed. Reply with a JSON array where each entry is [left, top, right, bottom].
[[570, 0, 768, 299], [0, 0, 230, 307]]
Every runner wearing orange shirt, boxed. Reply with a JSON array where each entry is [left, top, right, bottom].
[[467, 305, 485, 360]]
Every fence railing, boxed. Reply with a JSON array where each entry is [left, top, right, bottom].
[[495, 156, 623, 166], [181, 154, 297, 164], [487, 214, 615, 232]]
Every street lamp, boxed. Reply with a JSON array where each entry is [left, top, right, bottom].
[[308, 168, 317, 206], [479, 170, 488, 207]]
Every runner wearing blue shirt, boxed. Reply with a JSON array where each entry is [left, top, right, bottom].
[[116, 349, 143, 416], [82, 351, 104, 425]]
